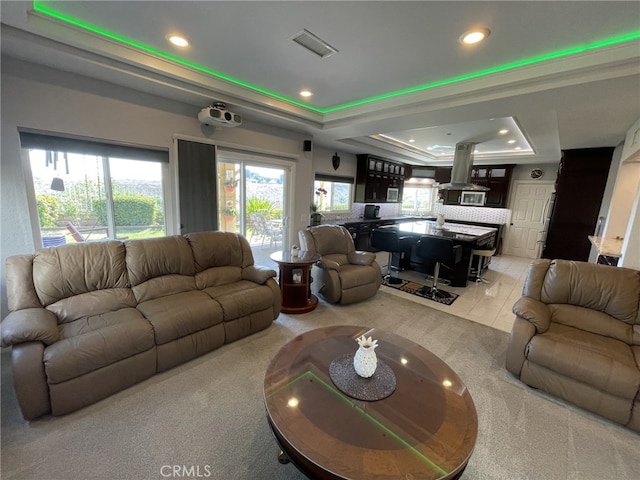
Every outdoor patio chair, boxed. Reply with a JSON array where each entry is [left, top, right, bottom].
[[249, 213, 282, 248]]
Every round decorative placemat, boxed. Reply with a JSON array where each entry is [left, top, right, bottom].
[[329, 353, 396, 401]]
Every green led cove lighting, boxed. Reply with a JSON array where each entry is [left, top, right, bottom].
[[34, 1, 640, 115]]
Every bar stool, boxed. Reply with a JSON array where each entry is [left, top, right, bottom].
[[471, 248, 496, 283], [371, 228, 415, 285], [416, 236, 463, 299]]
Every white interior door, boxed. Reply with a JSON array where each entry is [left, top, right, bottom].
[[504, 181, 555, 258]]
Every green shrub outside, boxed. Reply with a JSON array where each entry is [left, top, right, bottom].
[[246, 196, 280, 218], [93, 194, 157, 226], [36, 194, 61, 227]]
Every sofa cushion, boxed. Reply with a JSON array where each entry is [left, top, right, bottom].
[[136, 290, 223, 345], [526, 322, 640, 399], [125, 236, 195, 286], [195, 266, 242, 290], [540, 260, 640, 324], [305, 225, 354, 255], [337, 264, 379, 290], [550, 304, 635, 345], [33, 241, 128, 306], [202, 280, 276, 320], [132, 274, 197, 304], [186, 231, 254, 271], [46, 288, 137, 324], [44, 308, 154, 384]]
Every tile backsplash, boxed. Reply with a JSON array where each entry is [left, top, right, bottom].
[[435, 204, 511, 225], [325, 203, 510, 225]]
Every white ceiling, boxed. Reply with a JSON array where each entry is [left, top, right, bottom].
[[2, 1, 639, 165]]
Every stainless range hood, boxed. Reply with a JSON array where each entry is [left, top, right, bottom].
[[438, 142, 489, 191]]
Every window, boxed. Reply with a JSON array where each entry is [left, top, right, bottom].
[[401, 184, 437, 214], [21, 132, 169, 247], [314, 174, 354, 212]]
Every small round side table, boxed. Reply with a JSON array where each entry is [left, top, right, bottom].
[[270, 251, 321, 314]]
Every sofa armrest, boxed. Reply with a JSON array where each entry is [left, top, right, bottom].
[[1, 308, 59, 347], [348, 251, 375, 266], [242, 265, 277, 285], [11, 342, 51, 420], [512, 297, 551, 333], [317, 258, 342, 271], [505, 317, 537, 376]]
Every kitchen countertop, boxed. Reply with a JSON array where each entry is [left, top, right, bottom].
[[396, 220, 497, 242], [342, 216, 421, 226], [588, 236, 623, 257]]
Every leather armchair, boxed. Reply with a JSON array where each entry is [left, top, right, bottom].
[[506, 259, 640, 431], [298, 225, 381, 304]]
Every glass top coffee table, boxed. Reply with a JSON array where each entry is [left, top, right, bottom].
[[263, 325, 478, 479]]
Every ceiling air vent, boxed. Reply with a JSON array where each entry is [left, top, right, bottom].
[[291, 29, 338, 59]]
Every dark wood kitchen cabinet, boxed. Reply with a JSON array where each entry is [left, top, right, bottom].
[[355, 154, 405, 203], [542, 148, 613, 261], [475, 165, 514, 207], [439, 164, 513, 207], [434, 167, 452, 184]]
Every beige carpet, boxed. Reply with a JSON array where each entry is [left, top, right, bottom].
[[2, 291, 639, 479]]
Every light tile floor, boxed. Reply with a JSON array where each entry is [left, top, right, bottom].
[[253, 243, 533, 334], [376, 254, 533, 333]]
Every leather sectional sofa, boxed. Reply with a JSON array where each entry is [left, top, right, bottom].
[[506, 259, 640, 431], [2, 231, 281, 420]]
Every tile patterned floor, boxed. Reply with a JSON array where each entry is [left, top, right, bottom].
[[377, 254, 533, 333], [253, 243, 533, 334]]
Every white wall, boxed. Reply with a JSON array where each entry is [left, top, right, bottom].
[[603, 158, 640, 239], [510, 162, 560, 183], [604, 127, 640, 269], [312, 147, 357, 179], [0, 57, 311, 318], [588, 143, 624, 262], [619, 186, 640, 270]]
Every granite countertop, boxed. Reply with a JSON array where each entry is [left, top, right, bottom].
[[588, 236, 623, 257], [342, 216, 421, 226], [396, 220, 497, 241]]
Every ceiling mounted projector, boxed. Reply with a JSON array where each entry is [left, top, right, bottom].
[[198, 102, 242, 127]]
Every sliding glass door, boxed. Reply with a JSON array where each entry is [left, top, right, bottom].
[[217, 151, 289, 265]]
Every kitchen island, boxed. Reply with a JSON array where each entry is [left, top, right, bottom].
[[342, 216, 420, 251], [387, 221, 498, 287]]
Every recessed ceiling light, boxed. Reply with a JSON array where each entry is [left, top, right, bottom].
[[508, 139, 516, 144], [409, 138, 415, 143], [460, 28, 490, 45], [168, 35, 189, 47], [300, 90, 313, 97], [499, 129, 509, 134], [515, 147, 522, 150]]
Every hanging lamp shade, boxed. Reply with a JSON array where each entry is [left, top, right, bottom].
[[50, 177, 65, 191]]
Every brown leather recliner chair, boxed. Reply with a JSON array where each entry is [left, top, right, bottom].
[[298, 225, 381, 305], [506, 259, 640, 431]]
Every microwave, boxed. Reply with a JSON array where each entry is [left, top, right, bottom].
[[460, 191, 486, 206]]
